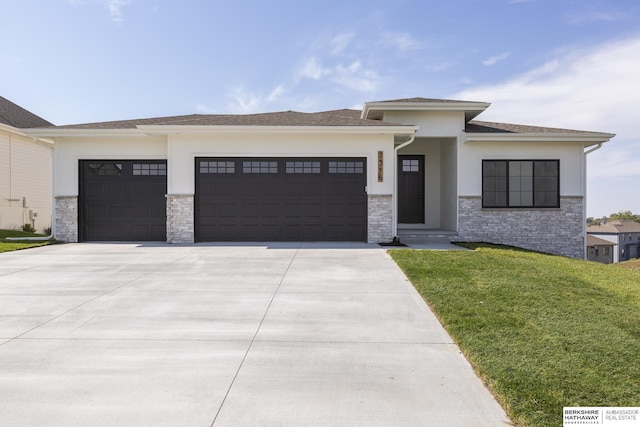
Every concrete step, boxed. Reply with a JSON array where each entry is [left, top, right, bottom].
[[397, 228, 458, 239]]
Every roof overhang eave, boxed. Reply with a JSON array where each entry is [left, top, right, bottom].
[[136, 124, 419, 136], [21, 128, 147, 138], [464, 132, 615, 145], [362, 101, 491, 121]]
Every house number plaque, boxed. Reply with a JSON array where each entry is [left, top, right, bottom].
[[377, 151, 383, 182]]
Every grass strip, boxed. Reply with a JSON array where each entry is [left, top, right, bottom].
[[0, 229, 53, 253], [389, 244, 640, 427]]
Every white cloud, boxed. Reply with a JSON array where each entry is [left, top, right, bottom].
[[267, 83, 285, 102], [332, 61, 380, 92], [382, 32, 424, 51], [297, 58, 380, 92], [454, 36, 640, 181], [483, 52, 510, 66], [565, 11, 628, 25], [69, 0, 131, 23], [425, 61, 453, 72], [225, 83, 288, 114], [298, 57, 330, 80], [330, 32, 355, 55]]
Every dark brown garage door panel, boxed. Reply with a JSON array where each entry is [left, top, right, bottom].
[[195, 157, 367, 242], [80, 160, 167, 241]]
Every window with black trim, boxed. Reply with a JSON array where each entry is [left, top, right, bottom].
[[328, 161, 364, 174], [286, 161, 320, 174], [482, 160, 559, 208], [88, 163, 123, 176], [133, 163, 167, 176], [243, 161, 278, 174], [200, 161, 235, 174]]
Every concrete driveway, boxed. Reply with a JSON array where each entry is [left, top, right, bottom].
[[0, 242, 510, 426]]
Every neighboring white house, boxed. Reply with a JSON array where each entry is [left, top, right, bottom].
[[0, 96, 53, 233], [587, 220, 640, 263], [23, 97, 614, 258]]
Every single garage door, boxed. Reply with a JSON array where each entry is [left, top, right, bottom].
[[79, 160, 167, 241], [195, 157, 367, 242]]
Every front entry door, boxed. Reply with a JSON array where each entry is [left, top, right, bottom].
[[398, 155, 425, 223]]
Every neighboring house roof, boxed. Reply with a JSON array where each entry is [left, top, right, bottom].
[[587, 220, 640, 234], [587, 235, 616, 247], [33, 109, 407, 130], [0, 96, 53, 128]]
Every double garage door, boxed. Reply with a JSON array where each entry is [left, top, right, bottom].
[[79, 157, 367, 242], [195, 157, 367, 242]]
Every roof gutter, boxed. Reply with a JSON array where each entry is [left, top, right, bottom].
[[584, 143, 603, 155]]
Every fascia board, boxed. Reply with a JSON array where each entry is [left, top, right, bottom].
[[0, 123, 21, 135], [362, 102, 490, 119], [21, 128, 148, 138], [136, 125, 418, 136], [464, 132, 615, 144], [1, 124, 55, 146]]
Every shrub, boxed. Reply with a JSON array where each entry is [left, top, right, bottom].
[[22, 223, 36, 233]]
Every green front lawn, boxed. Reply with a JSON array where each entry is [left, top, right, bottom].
[[390, 244, 640, 427], [0, 229, 54, 253]]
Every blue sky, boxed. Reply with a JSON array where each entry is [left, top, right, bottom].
[[3, 0, 640, 217]]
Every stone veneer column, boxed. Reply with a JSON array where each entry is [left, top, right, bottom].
[[368, 194, 393, 243], [166, 194, 194, 244], [54, 196, 78, 242], [457, 196, 585, 258]]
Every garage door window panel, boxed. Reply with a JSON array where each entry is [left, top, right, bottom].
[[88, 163, 123, 176], [133, 163, 166, 176], [243, 161, 278, 174], [329, 161, 364, 174], [200, 161, 235, 174]]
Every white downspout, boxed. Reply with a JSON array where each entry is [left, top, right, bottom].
[[582, 143, 603, 258], [393, 134, 417, 239]]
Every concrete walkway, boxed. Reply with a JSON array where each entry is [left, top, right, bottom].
[[0, 243, 511, 426]]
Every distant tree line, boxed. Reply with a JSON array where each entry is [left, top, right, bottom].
[[587, 210, 640, 226]]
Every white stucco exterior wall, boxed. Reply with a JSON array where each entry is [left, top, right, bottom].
[[382, 111, 465, 137], [458, 141, 587, 197], [166, 132, 395, 195]]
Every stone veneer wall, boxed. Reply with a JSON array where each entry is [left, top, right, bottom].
[[368, 194, 393, 243], [457, 196, 585, 259], [166, 194, 194, 244], [55, 196, 78, 242]]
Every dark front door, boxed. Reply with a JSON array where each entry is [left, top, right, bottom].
[[195, 157, 367, 242], [79, 160, 167, 241], [398, 155, 425, 223]]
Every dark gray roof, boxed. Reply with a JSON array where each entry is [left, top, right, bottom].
[[587, 220, 640, 234], [41, 109, 409, 130], [586, 235, 616, 247], [0, 96, 52, 128], [466, 120, 609, 135]]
